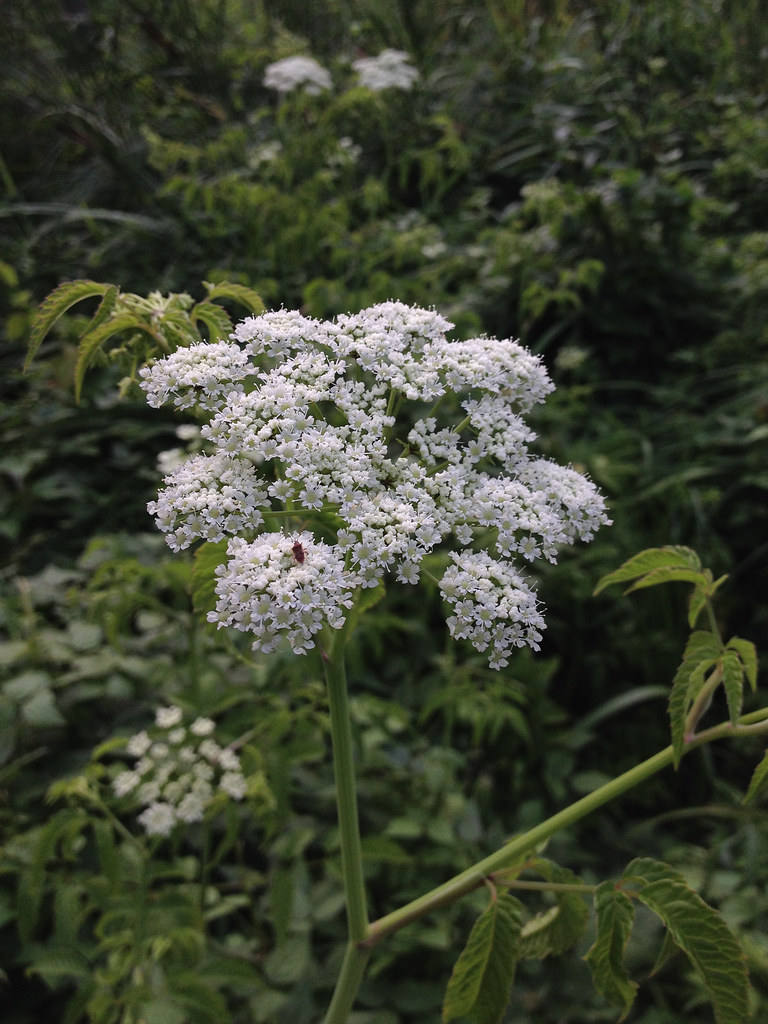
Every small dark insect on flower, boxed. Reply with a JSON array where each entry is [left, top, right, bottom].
[[291, 541, 306, 564]]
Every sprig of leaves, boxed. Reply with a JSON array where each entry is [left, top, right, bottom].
[[586, 857, 751, 1024], [25, 279, 265, 401], [594, 547, 758, 765]]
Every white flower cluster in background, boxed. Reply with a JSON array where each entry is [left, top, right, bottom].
[[140, 301, 610, 669], [352, 49, 419, 92], [262, 50, 419, 98], [112, 706, 247, 836], [263, 55, 333, 95]]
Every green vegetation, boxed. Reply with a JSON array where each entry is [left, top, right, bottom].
[[2, 2, 767, 1022]]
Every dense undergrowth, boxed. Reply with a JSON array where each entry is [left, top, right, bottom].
[[1, 1, 767, 1022]]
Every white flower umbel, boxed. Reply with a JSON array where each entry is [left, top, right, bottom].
[[112, 707, 248, 837], [141, 300, 610, 667], [352, 49, 419, 92], [263, 55, 332, 95]]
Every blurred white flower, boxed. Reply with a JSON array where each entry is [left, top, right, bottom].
[[263, 55, 332, 95], [112, 707, 249, 836], [352, 49, 419, 92]]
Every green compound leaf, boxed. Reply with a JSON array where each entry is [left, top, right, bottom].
[[688, 585, 707, 628], [191, 540, 229, 617], [26, 279, 114, 370], [191, 300, 233, 342], [621, 857, 689, 890], [593, 546, 702, 596], [635, 879, 750, 1024], [742, 750, 768, 806], [721, 648, 745, 726], [518, 859, 590, 959], [74, 313, 154, 402], [623, 566, 708, 593], [668, 631, 723, 767], [443, 891, 523, 1024], [584, 881, 637, 1021], [203, 281, 265, 314], [727, 637, 758, 691]]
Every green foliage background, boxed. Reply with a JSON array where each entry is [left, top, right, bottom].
[[1, 1, 767, 1021]]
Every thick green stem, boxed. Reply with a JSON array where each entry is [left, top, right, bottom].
[[322, 634, 369, 943], [322, 942, 371, 1024], [321, 628, 371, 1024]]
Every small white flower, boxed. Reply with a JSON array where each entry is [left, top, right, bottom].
[[155, 706, 183, 729], [190, 717, 215, 737], [177, 792, 206, 822], [126, 731, 151, 757], [138, 801, 177, 837], [220, 771, 247, 800], [113, 771, 140, 797]]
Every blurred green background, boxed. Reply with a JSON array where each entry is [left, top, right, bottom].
[[1, 2, 767, 1021]]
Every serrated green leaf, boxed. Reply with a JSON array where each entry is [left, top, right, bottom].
[[683, 631, 723, 663], [74, 314, 156, 401], [203, 281, 265, 314], [191, 301, 233, 342], [636, 879, 750, 1024], [191, 540, 229, 616], [727, 637, 758, 691], [668, 633, 722, 767], [82, 283, 119, 335], [443, 891, 523, 1024], [26, 279, 112, 370], [742, 750, 768, 806], [622, 857, 688, 887], [669, 657, 693, 768], [518, 859, 589, 959], [688, 587, 707, 628], [624, 567, 708, 593], [650, 927, 681, 976], [721, 649, 744, 726], [593, 547, 702, 596], [584, 881, 637, 1020]]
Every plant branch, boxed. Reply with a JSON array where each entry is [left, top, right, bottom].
[[363, 706, 768, 947]]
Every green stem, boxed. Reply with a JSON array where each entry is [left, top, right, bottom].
[[322, 942, 371, 1024], [320, 626, 371, 1024], [495, 879, 596, 895], [322, 631, 369, 943], [684, 662, 723, 738]]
